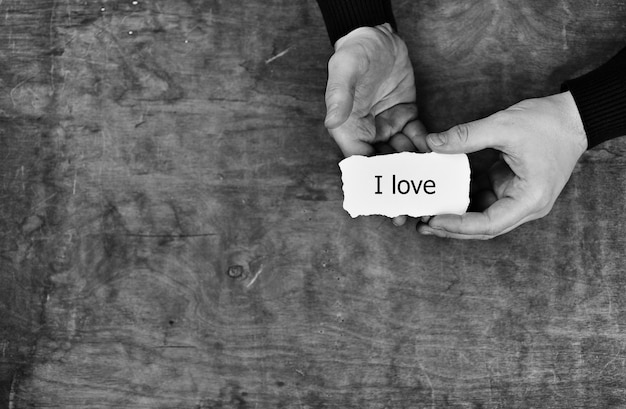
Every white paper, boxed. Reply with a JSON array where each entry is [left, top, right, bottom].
[[338, 152, 470, 218]]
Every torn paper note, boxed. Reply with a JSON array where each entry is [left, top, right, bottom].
[[338, 152, 470, 218]]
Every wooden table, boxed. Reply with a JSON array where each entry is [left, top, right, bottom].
[[1, 0, 626, 407]]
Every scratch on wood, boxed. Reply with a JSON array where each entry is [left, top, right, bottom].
[[418, 363, 436, 409], [9, 76, 35, 108], [265, 47, 292, 64], [34, 193, 57, 211], [155, 345, 197, 349], [8, 372, 16, 409], [246, 265, 264, 288], [49, 0, 56, 90], [561, 0, 573, 50], [121, 233, 216, 238]]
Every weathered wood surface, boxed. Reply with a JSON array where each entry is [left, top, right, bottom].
[[1, 0, 626, 407]]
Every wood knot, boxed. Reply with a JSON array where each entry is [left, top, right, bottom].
[[226, 265, 245, 279]]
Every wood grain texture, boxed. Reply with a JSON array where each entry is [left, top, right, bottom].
[[1, 0, 626, 408], [0, 2, 59, 408]]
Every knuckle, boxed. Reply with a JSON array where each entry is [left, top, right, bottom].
[[528, 187, 554, 215], [324, 82, 344, 97], [401, 104, 419, 120], [538, 197, 553, 214], [450, 124, 470, 144], [327, 52, 342, 71], [384, 104, 419, 130], [490, 110, 515, 126], [328, 46, 370, 77], [536, 199, 554, 218], [355, 118, 376, 142], [483, 215, 505, 238], [354, 43, 372, 72], [537, 207, 552, 219], [327, 50, 351, 72]]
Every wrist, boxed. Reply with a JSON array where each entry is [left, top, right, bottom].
[[317, 0, 396, 46], [334, 23, 394, 51], [556, 91, 588, 156]]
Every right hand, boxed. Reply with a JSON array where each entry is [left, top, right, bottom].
[[417, 92, 587, 239]]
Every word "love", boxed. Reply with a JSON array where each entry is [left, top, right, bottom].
[[374, 175, 436, 195]]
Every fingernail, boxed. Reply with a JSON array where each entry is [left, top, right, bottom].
[[428, 134, 446, 146]]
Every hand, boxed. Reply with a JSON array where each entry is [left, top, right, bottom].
[[324, 23, 428, 157], [417, 91, 588, 239], [324, 24, 428, 226]]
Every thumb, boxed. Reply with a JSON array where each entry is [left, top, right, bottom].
[[324, 51, 362, 129], [426, 118, 504, 154]]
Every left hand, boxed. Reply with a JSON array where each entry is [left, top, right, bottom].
[[417, 91, 587, 239], [324, 23, 429, 226]]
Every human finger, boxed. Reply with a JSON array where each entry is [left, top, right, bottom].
[[332, 134, 375, 157], [426, 116, 507, 154], [402, 120, 430, 152], [325, 51, 363, 129], [487, 159, 515, 198], [374, 104, 418, 142], [329, 114, 377, 157], [373, 142, 396, 155], [392, 215, 407, 226], [419, 197, 531, 239], [388, 133, 416, 152]]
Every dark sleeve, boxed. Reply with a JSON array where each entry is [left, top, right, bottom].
[[316, 0, 396, 45], [562, 47, 626, 149]]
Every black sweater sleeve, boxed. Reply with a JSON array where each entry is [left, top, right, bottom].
[[316, 0, 396, 45], [562, 47, 626, 149]]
